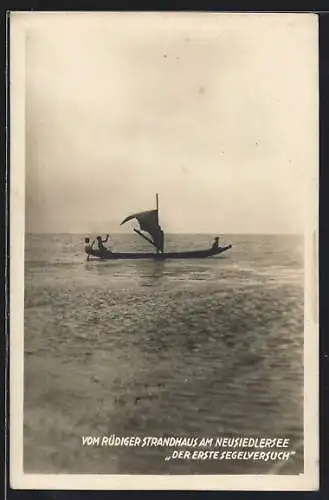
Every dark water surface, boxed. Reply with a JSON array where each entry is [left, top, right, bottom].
[[24, 234, 304, 474]]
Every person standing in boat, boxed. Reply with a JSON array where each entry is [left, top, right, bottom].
[[84, 237, 95, 254], [211, 236, 220, 249], [84, 237, 96, 261]]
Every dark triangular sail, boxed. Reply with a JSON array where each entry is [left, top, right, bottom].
[[121, 209, 163, 251], [121, 209, 158, 231]]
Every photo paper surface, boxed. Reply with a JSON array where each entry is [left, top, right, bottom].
[[10, 11, 319, 490]]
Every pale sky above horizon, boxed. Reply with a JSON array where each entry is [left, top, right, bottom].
[[22, 12, 318, 234]]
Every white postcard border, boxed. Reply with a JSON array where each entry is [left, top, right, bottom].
[[9, 11, 319, 491]]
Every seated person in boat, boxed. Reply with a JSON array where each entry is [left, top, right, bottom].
[[84, 237, 95, 255], [211, 236, 220, 249], [96, 234, 111, 252]]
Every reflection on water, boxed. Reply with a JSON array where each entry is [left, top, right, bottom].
[[24, 234, 304, 474], [85, 259, 166, 283]]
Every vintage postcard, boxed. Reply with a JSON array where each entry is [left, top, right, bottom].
[[9, 11, 319, 491]]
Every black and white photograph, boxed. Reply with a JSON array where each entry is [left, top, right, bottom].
[[10, 11, 318, 490]]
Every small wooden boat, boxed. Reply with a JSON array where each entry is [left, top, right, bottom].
[[85, 194, 232, 261], [86, 245, 232, 261]]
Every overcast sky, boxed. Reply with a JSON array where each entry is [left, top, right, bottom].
[[23, 12, 317, 234]]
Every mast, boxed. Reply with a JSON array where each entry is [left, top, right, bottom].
[[156, 193, 159, 225], [155, 192, 164, 253]]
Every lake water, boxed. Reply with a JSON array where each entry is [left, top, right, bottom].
[[24, 233, 304, 474]]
